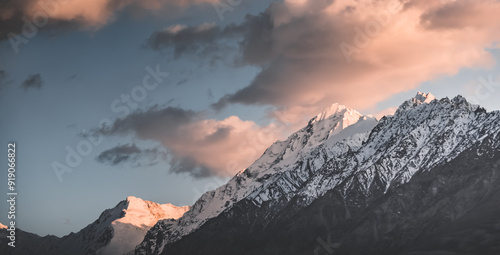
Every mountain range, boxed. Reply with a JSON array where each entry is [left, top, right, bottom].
[[2, 92, 500, 255]]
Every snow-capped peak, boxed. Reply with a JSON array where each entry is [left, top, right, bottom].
[[300, 104, 366, 149], [314, 103, 351, 121], [122, 196, 189, 225], [126, 195, 145, 208], [449, 95, 480, 111], [397, 92, 436, 112], [92, 197, 189, 255], [414, 92, 436, 104], [0, 196, 190, 255]]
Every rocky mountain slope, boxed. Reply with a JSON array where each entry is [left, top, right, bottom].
[[135, 103, 378, 254], [162, 135, 500, 255], [136, 92, 500, 255]]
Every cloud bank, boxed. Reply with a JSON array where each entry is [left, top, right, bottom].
[[148, 0, 500, 120], [101, 0, 500, 179], [96, 106, 280, 178]]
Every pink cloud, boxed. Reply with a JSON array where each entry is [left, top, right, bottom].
[[165, 116, 282, 177], [200, 0, 500, 125], [0, 0, 221, 36], [97, 107, 283, 177]]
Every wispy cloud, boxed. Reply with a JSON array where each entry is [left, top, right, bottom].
[[21, 74, 43, 91], [96, 144, 166, 167]]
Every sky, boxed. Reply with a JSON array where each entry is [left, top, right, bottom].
[[1, 0, 500, 237]]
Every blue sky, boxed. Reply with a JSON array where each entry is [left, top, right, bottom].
[[1, 0, 500, 237]]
